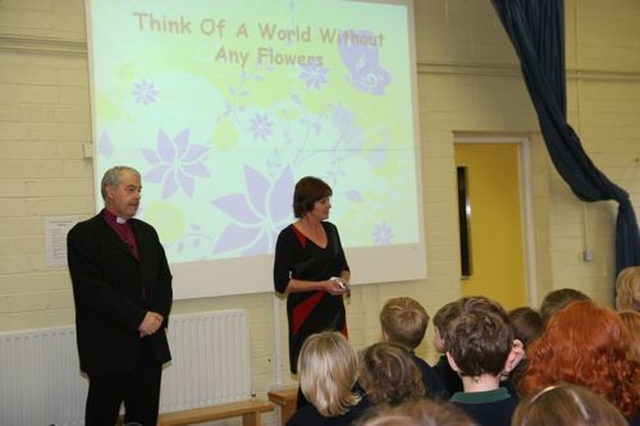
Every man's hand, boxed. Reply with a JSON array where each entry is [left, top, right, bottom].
[[138, 311, 164, 337]]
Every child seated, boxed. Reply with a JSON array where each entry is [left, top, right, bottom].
[[358, 342, 425, 407], [521, 300, 640, 423], [512, 384, 628, 426], [539, 287, 590, 324], [446, 308, 519, 426], [615, 266, 640, 311], [379, 297, 448, 399], [355, 398, 476, 426], [286, 331, 371, 426], [431, 300, 464, 396], [507, 306, 543, 393]]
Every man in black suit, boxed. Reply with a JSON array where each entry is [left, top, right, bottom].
[[67, 165, 173, 426]]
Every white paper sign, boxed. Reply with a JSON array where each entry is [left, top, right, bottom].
[[45, 216, 84, 267]]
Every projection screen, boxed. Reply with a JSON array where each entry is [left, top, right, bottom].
[[84, 0, 426, 299]]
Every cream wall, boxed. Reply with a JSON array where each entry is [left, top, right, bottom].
[[1, 0, 639, 424], [561, 0, 640, 301]]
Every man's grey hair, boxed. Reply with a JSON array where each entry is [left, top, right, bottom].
[[100, 166, 141, 202]]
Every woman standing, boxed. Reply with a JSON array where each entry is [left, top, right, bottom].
[[273, 176, 351, 379]]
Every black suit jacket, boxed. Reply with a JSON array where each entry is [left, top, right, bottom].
[[67, 210, 173, 374]]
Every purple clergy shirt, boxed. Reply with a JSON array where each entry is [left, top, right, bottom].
[[102, 209, 140, 262]]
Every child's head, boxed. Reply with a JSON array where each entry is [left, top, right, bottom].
[[618, 309, 640, 362], [379, 297, 429, 350], [511, 384, 628, 426], [508, 306, 543, 348], [298, 331, 360, 417], [446, 310, 513, 378], [615, 266, 640, 311], [432, 300, 462, 353], [508, 306, 543, 389], [522, 300, 640, 418], [459, 295, 510, 322], [355, 398, 476, 426], [359, 342, 425, 406], [539, 288, 590, 324]]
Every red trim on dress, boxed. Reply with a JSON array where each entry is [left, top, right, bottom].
[[292, 290, 324, 335], [292, 225, 307, 248]]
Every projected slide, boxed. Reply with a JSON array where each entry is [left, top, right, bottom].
[[85, 0, 426, 299]]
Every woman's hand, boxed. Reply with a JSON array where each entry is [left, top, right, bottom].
[[323, 277, 348, 295]]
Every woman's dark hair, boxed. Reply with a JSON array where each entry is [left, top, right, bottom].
[[293, 176, 332, 218]]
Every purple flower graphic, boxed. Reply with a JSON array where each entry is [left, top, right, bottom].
[[372, 222, 394, 245], [338, 30, 390, 95], [142, 128, 211, 198], [132, 80, 158, 105], [249, 113, 273, 141], [212, 166, 294, 255], [98, 130, 114, 159], [299, 61, 329, 90]]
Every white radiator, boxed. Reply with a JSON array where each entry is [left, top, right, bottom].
[[0, 309, 252, 426]]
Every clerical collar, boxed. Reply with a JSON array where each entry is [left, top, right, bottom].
[[103, 209, 129, 226]]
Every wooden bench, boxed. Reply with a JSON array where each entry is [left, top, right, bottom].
[[267, 387, 298, 426], [157, 399, 274, 426]]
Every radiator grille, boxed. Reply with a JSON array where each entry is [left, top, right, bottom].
[[0, 309, 251, 425]]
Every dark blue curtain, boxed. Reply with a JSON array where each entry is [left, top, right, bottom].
[[491, 0, 640, 277]]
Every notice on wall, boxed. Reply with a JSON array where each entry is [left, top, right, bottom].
[[45, 216, 84, 267]]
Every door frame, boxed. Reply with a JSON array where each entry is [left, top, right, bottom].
[[453, 132, 538, 307]]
